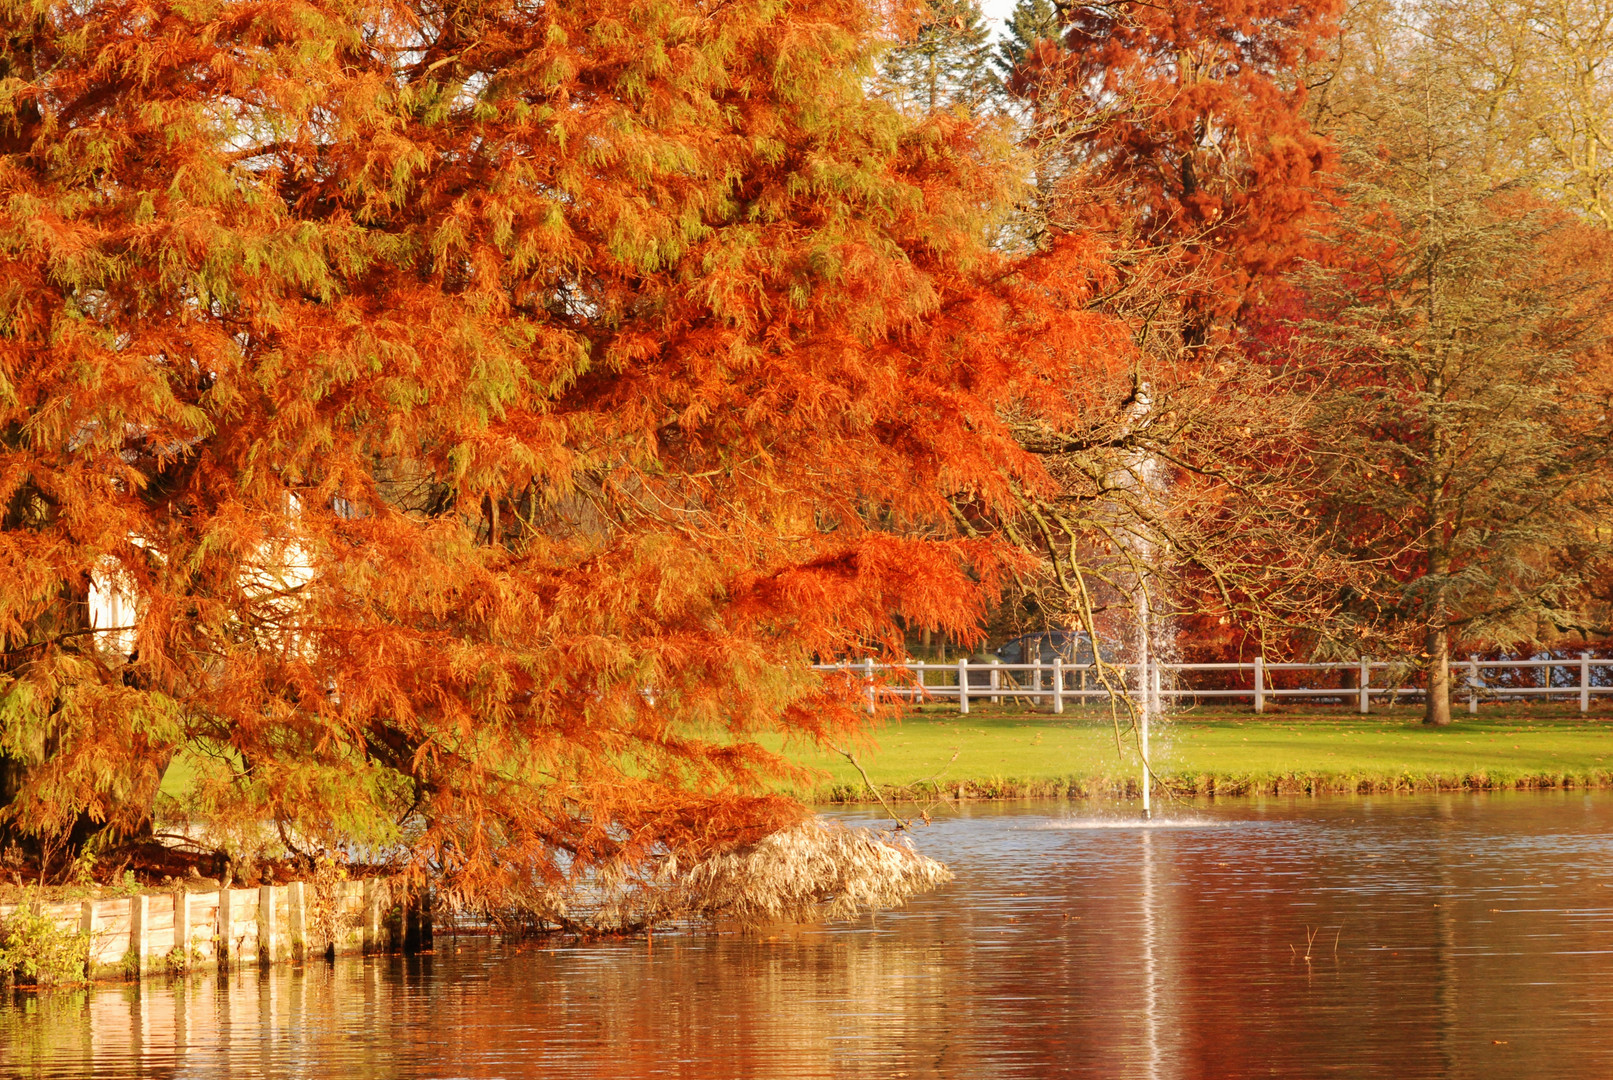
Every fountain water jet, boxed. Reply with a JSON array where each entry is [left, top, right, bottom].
[[1126, 389, 1165, 819], [1137, 583, 1154, 818]]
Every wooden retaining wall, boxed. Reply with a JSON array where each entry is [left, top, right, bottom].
[[0, 877, 430, 980]]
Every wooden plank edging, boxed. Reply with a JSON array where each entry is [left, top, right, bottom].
[[0, 876, 424, 985]]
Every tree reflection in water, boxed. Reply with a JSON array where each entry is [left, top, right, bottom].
[[8, 793, 1613, 1078]]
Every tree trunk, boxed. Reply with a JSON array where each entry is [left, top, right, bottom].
[[1424, 623, 1452, 726]]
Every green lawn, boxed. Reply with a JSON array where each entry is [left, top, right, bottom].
[[778, 703, 1613, 801], [157, 703, 1613, 806]]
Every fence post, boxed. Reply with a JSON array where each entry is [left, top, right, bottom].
[[1253, 655, 1265, 714], [258, 885, 278, 966], [1052, 657, 1064, 714], [990, 657, 1001, 705], [80, 901, 95, 975], [129, 894, 150, 975], [287, 881, 306, 962], [1359, 656, 1370, 714], [1583, 652, 1592, 714], [957, 657, 970, 715], [362, 878, 381, 954], [218, 888, 232, 969], [172, 889, 190, 969], [863, 657, 876, 715], [1469, 656, 1479, 714]]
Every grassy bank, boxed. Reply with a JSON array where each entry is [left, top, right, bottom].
[[780, 704, 1613, 803], [155, 704, 1613, 808]]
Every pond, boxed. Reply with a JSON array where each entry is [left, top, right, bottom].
[[7, 791, 1613, 1077]]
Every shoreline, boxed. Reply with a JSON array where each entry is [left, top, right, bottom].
[[811, 769, 1613, 804], [0, 876, 424, 988]]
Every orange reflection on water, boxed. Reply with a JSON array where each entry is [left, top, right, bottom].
[[6, 794, 1613, 1078]]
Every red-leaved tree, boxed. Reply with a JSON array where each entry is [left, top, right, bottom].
[[982, 0, 1355, 674], [0, 0, 1113, 902]]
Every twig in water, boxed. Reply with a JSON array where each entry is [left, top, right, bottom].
[[830, 744, 908, 829], [909, 748, 963, 823]]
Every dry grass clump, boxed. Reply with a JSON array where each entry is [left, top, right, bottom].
[[676, 818, 953, 925], [516, 818, 952, 934]]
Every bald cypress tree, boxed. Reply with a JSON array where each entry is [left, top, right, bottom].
[[0, 0, 1115, 899]]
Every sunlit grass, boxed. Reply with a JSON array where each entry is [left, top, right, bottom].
[[777, 703, 1613, 801], [158, 703, 1613, 805]]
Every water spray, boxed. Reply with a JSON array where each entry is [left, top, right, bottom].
[[1137, 582, 1152, 819], [1120, 375, 1161, 820]]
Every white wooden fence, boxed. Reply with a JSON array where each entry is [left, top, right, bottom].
[[815, 654, 1613, 715]]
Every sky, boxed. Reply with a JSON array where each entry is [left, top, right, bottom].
[[979, 0, 1019, 38]]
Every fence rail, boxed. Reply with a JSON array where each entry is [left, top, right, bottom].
[[814, 655, 1613, 715]]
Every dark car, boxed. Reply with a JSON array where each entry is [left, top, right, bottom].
[[997, 630, 1096, 666]]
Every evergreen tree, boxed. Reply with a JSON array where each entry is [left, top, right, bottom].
[[879, 0, 997, 116], [996, 0, 1061, 79]]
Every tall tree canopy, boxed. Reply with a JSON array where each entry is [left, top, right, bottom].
[[972, 0, 1354, 674], [1294, 60, 1613, 724], [0, 0, 1112, 897], [1006, 0, 1341, 329], [1314, 0, 1613, 229]]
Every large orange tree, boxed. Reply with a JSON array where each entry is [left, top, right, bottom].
[[0, 0, 1111, 895]]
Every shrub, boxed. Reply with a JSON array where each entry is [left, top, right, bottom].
[[0, 903, 88, 987]]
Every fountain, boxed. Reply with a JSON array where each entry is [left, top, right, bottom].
[[1137, 586, 1154, 817], [1123, 379, 1164, 818]]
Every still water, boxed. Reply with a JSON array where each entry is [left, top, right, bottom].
[[7, 792, 1613, 1078]]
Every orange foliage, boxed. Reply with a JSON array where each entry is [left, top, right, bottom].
[[0, 0, 1115, 892], [1011, 0, 1340, 326], [988, 0, 1349, 665]]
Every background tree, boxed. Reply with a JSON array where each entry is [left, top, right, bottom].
[[1309, 0, 1613, 227], [1005, 0, 1342, 333], [1419, 0, 1613, 227], [877, 0, 997, 117], [968, 0, 1356, 690], [996, 0, 1059, 78], [1294, 75, 1613, 724]]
